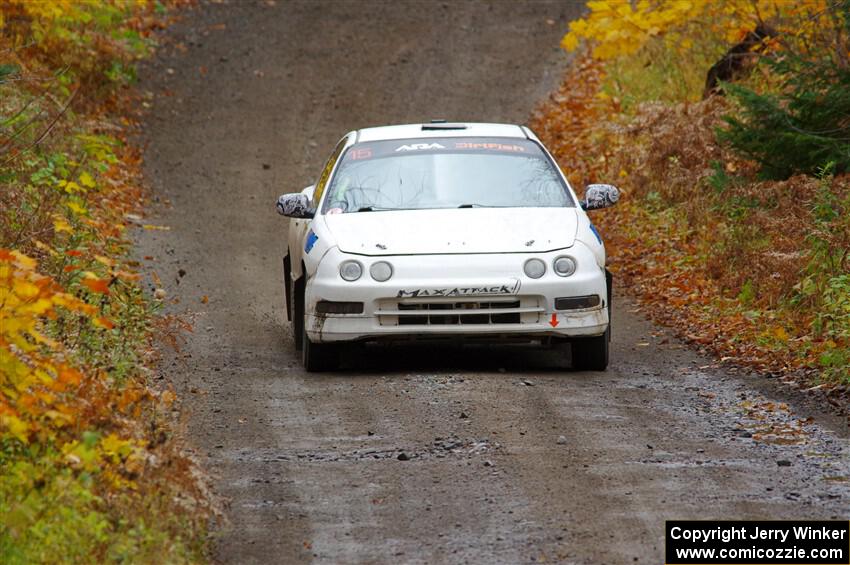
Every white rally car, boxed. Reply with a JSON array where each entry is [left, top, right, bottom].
[[276, 122, 620, 372]]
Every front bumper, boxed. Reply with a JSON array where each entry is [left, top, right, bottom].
[[305, 245, 609, 343]]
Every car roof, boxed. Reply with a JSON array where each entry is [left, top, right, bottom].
[[355, 122, 530, 142]]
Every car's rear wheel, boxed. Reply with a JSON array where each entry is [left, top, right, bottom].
[[570, 326, 609, 371], [302, 308, 340, 372]]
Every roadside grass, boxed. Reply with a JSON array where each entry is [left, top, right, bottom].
[[534, 1, 850, 393], [1, 1, 213, 563]]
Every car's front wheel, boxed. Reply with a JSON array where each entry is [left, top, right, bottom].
[[301, 299, 340, 373], [570, 325, 610, 371], [292, 275, 304, 351], [283, 254, 292, 322]]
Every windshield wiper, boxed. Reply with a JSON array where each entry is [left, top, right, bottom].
[[355, 204, 509, 212], [356, 206, 404, 212]]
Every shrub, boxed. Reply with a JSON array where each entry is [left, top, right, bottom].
[[718, 57, 850, 179], [1, 1, 213, 562], [537, 0, 850, 384]]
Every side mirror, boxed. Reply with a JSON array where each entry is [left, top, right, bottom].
[[276, 193, 315, 218], [581, 184, 620, 211]]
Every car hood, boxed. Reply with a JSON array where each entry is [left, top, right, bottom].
[[323, 207, 578, 256]]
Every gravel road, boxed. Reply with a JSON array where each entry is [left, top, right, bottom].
[[136, 1, 850, 563]]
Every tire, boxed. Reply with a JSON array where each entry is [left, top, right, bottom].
[[292, 275, 305, 351], [605, 269, 613, 341], [302, 306, 340, 372], [571, 326, 610, 371], [565, 271, 612, 371], [283, 254, 292, 322]]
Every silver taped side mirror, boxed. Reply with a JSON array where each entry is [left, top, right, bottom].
[[276, 193, 314, 218], [581, 184, 620, 211]]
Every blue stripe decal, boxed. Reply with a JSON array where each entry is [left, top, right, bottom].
[[305, 230, 319, 253], [589, 224, 603, 245]]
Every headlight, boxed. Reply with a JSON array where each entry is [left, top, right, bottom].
[[369, 261, 393, 282], [339, 260, 363, 281], [523, 258, 546, 279], [553, 256, 577, 277]]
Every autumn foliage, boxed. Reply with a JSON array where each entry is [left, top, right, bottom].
[[1, 1, 210, 563], [561, 0, 831, 60], [535, 1, 850, 399]]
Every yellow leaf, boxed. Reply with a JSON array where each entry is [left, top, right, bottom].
[[33, 240, 57, 256], [27, 298, 53, 315], [67, 201, 88, 215], [616, 3, 633, 17], [79, 171, 96, 189], [1, 415, 30, 444], [569, 18, 588, 35], [587, 0, 613, 12], [94, 255, 115, 268], [561, 33, 580, 51], [101, 433, 133, 458], [53, 217, 73, 233], [44, 410, 73, 426], [62, 181, 82, 194], [13, 280, 40, 300], [10, 250, 37, 270], [92, 316, 114, 329]]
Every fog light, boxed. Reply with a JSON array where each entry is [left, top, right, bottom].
[[553, 256, 577, 277], [555, 295, 601, 310], [523, 258, 546, 279], [370, 261, 393, 282], [316, 301, 364, 314], [339, 260, 363, 281]]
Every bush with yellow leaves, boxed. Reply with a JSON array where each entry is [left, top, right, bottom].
[[1, 1, 212, 563]]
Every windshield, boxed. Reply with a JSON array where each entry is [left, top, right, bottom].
[[321, 137, 573, 213]]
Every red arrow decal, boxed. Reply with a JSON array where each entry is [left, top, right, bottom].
[[549, 313, 559, 327]]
